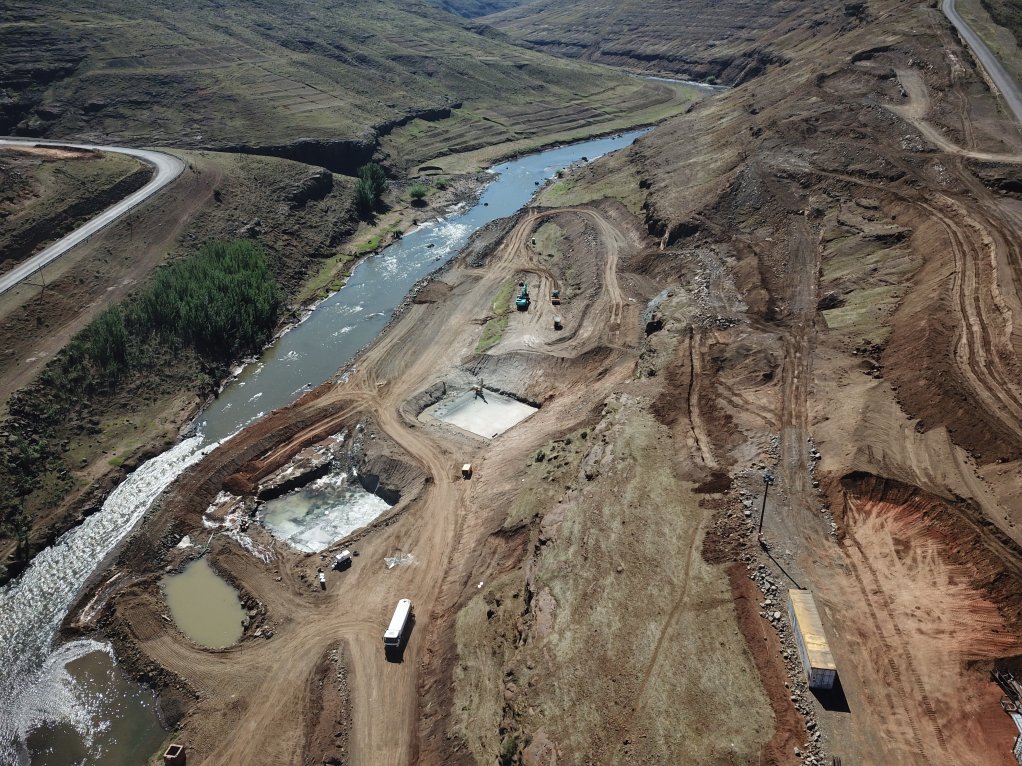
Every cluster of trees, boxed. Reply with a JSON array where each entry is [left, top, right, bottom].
[[354, 162, 388, 218], [0, 240, 282, 569], [57, 239, 281, 386]]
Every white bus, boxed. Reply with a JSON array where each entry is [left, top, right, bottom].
[[384, 599, 413, 650]]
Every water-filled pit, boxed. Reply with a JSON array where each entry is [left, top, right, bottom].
[[259, 471, 392, 552], [163, 558, 244, 649], [429, 389, 538, 438]]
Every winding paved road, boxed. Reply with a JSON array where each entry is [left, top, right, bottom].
[[0, 138, 185, 295], [943, 0, 1022, 123]]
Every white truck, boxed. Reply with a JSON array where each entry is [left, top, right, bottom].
[[384, 598, 413, 650]]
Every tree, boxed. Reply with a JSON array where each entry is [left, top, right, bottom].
[[409, 183, 429, 205], [354, 178, 377, 217], [358, 162, 387, 197], [355, 163, 388, 219]]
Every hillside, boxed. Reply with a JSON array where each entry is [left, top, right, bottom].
[[0, 0, 679, 170], [483, 0, 835, 84], [430, 0, 524, 18], [478, 0, 1022, 762]]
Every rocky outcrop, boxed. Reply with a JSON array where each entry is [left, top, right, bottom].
[[286, 168, 334, 209], [376, 103, 461, 137], [212, 137, 376, 176], [0, 22, 84, 134]]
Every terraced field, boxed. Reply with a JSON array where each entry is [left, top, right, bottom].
[[485, 0, 836, 83]]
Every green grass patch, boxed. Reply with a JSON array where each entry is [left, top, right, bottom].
[[299, 252, 356, 303], [476, 314, 509, 353], [476, 279, 515, 352], [355, 236, 382, 254], [536, 153, 645, 214], [530, 221, 564, 262]]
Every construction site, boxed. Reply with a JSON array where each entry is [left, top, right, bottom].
[[5, 0, 1022, 764]]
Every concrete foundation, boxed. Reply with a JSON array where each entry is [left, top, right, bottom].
[[432, 389, 537, 439]]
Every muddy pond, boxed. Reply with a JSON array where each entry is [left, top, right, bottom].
[[163, 558, 245, 649]]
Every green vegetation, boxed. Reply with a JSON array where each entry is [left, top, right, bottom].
[[300, 252, 356, 303], [355, 163, 388, 218], [498, 735, 521, 766], [50, 240, 280, 387], [409, 182, 430, 204], [0, 240, 281, 567], [476, 279, 515, 352]]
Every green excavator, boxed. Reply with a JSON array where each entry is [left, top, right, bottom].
[[515, 281, 530, 311]]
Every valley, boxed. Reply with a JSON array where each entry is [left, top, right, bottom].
[[4, 0, 1022, 765]]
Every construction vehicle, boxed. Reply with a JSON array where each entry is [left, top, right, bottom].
[[515, 281, 530, 311]]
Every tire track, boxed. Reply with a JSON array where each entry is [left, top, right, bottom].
[[920, 197, 1022, 434], [845, 511, 950, 763], [608, 498, 703, 766]]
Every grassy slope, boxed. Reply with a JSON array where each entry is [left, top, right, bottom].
[[981, 0, 1022, 41], [429, 0, 524, 18], [483, 0, 830, 84], [1, 0, 682, 154], [0, 149, 148, 270]]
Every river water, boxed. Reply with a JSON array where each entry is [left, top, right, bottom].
[[0, 128, 647, 764]]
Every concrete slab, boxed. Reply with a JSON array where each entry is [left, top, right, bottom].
[[434, 390, 537, 439]]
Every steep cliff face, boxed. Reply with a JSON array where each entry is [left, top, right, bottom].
[[484, 0, 848, 84]]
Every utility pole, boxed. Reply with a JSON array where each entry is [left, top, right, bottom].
[[758, 469, 775, 548]]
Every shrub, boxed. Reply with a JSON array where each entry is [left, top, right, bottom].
[[355, 163, 388, 218], [409, 183, 429, 203]]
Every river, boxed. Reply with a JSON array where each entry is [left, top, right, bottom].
[[0, 128, 648, 764]]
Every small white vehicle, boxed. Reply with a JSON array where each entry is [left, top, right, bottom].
[[335, 549, 352, 569]]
